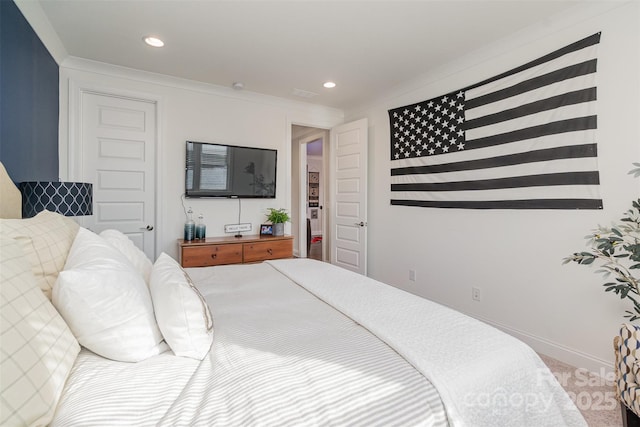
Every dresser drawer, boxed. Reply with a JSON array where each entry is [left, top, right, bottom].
[[243, 239, 293, 263], [181, 244, 243, 267]]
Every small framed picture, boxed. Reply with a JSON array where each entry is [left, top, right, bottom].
[[260, 224, 273, 236]]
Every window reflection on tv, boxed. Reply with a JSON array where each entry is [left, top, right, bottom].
[[185, 141, 277, 198]]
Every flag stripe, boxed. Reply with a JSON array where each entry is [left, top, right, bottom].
[[465, 60, 597, 111], [466, 32, 601, 93], [391, 171, 599, 192], [467, 116, 596, 150], [391, 199, 603, 210], [391, 158, 599, 190], [465, 71, 596, 121], [465, 88, 597, 130], [390, 146, 597, 177], [466, 102, 595, 141], [392, 129, 596, 168], [391, 184, 601, 202]]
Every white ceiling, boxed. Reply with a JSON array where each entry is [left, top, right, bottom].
[[35, 0, 585, 110]]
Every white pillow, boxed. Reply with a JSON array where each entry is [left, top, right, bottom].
[[0, 237, 80, 426], [0, 210, 79, 299], [150, 253, 213, 360], [99, 229, 153, 284], [53, 228, 167, 362]]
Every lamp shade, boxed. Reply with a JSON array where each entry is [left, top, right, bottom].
[[20, 181, 93, 218]]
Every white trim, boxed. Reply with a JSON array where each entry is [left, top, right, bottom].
[[475, 313, 613, 377], [13, 0, 68, 65], [286, 115, 342, 260], [62, 57, 344, 118]]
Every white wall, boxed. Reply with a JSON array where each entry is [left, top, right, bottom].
[[347, 1, 640, 372], [41, 0, 639, 372], [57, 59, 343, 259]]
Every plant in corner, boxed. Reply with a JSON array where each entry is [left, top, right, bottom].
[[563, 163, 640, 320], [266, 208, 290, 236]]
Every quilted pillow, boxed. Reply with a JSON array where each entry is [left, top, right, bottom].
[[100, 229, 153, 284], [150, 253, 213, 360], [53, 228, 167, 362], [0, 210, 79, 299], [0, 237, 80, 426]]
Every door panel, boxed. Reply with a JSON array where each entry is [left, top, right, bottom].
[[330, 118, 368, 275], [81, 92, 157, 259]]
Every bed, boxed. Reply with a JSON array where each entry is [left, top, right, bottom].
[[0, 164, 586, 427]]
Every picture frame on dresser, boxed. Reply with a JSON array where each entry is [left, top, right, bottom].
[[260, 224, 273, 236]]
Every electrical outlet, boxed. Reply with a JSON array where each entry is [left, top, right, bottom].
[[472, 287, 481, 301], [409, 269, 416, 282]]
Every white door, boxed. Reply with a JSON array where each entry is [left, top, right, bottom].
[[81, 92, 157, 259], [330, 118, 368, 275]]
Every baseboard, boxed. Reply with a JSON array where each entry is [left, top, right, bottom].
[[475, 314, 614, 377]]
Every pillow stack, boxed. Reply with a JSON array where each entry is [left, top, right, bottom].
[[1, 212, 214, 425], [52, 227, 213, 362], [53, 228, 168, 362]]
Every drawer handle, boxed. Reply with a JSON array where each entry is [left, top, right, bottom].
[[267, 249, 273, 255], [211, 254, 217, 259]]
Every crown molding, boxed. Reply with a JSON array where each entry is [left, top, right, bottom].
[[61, 56, 344, 120], [14, 0, 68, 65]]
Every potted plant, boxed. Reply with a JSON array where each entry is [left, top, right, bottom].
[[564, 164, 640, 320], [266, 208, 290, 236]]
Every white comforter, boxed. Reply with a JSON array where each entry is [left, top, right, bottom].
[[53, 259, 584, 426], [266, 259, 586, 427], [54, 261, 448, 426]]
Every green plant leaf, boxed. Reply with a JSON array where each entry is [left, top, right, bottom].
[[565, 172, 640, 321]]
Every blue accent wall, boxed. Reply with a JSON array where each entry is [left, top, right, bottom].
[[0, 0, 59, 183]]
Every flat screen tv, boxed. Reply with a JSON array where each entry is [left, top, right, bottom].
[[185, 141, 277, 198]]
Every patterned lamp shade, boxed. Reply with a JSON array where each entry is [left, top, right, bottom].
[[20, 181, 93, 218]]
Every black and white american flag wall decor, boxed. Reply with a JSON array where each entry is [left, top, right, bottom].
[[389, 33, 602, 210]]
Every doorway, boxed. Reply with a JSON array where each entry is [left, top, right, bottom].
[[291, 125, 328, 261], [306, 138, 323, 261], [290, 118, 368, 274]]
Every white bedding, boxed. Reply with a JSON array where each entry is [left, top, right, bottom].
[[267, 258, 586, 427], [51, 349, 198, 426], [53, 261, 448, 426]]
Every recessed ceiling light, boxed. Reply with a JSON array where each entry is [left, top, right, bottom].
[[323, 81, 336, 89], [143, 36, 164, 48]]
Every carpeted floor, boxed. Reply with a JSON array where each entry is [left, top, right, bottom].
[[539, 354, 622, 426]]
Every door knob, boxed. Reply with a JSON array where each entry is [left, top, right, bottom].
[[140, 225, 154, 231], [354, 221, 367, 227]]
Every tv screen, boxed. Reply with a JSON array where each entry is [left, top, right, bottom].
[[185, 141, 277, 198]]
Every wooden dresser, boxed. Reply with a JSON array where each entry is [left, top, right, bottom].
[[178, 235, 293, 268]]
